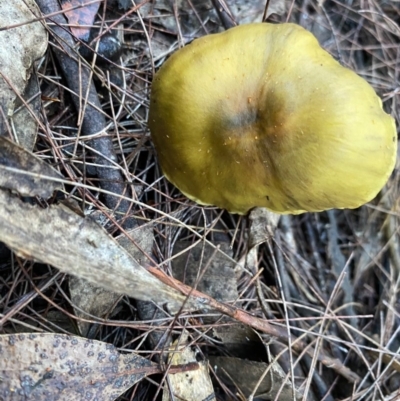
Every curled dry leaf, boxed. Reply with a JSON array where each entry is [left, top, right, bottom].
[[0, 136, 62, 197], [237, 207, 280, 272], [0, 189, 198, 311], [61, 0, 100, 41], [0, 333, 156, 401], [0, 0, 47, 149], [228, 0, 288, 23]]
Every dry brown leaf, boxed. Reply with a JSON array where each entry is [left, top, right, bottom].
[[61, 0, 100, 41], [228, 0, 288, 24], [69, 277, 122, 336], [70, 225, 154, 336], [0, 189, 198, 311], [162, 334, 215, 401], [237, 207, 280, 272], [0, 333, 156, 401], [0, 137, 62, 197], [210, 356, 301, 400], [172, 240, 237, 305], [0, 0, 47, 149], [140, 0, 204, 35], [212, 323, 268, 361]]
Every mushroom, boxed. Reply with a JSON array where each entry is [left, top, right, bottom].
[[148, 23, 397, 214]]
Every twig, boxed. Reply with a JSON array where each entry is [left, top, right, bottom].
[[35, 0, 135, 227], [210, 0, 237, 29], [148, 266, 361, 384], [262, 0, 271, 22]]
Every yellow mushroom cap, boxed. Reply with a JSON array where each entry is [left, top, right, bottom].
[[149, 23, 397, 214]]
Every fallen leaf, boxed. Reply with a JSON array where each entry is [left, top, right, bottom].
[[172, 240, 237, 304], [162, 333, 215, 401], [237, 207, 280, 272], [0, 189, 198, 311], [210, 356, 301, 400], [227, 0, 288, 24], [212, 323, 268, 361], [0, 333, 156, 401], [0, 136, 62, 198], [70, 224, 154, 336], [61, 0, 100, 41], [0, 0, 47, 149]]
